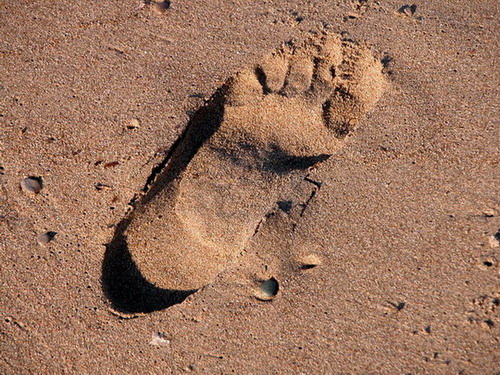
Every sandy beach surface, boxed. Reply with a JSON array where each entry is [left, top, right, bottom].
[[1, 0, 499, 373]]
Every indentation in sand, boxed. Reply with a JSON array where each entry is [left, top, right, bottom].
[[103, 32, 386, 311]]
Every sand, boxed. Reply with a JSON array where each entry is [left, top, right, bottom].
[[1, 0, 499, 374]]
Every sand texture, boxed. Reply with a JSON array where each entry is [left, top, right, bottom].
[[1, 0, 499, 374]]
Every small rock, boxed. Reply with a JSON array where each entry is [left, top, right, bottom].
[[395, 302, 406, 311], [95, 183, 112, 191], [256, 277, 279, 300], [299, 254, 322, 269], [482, 208, 497, 218], [149, 332, 170, 346], [480, 319, 494, 330], [37, 232, 57, 245], [398, 4, 417, 16], [21, 177, 43, 194], [481, 259, 494, 268], [489, 233, 500, 248], [127, 118, 140, 129], [104, 161, 119, 169], [151, 0, 170, 14]]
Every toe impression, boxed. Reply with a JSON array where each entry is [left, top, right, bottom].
[[258, 53, 289, 93], [282, 57, 314, 97], [227, 70, 264, 106]]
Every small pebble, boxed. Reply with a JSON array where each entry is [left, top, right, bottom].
[[21, 177, 43, 194], [256, 277, 279, 300], [37, 232, 56, 245], [489, 234, 499, 248], [127, 118, 140, 129], [104, 161, 119, 169], [482, 208, 497, 218], [152, 0, 170, 14], [299, 254, 322, 269], [398, 4, 417, 16], [149, 332, 170, 346]]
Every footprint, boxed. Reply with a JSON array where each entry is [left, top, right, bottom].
[[109, 33, 386, 294]]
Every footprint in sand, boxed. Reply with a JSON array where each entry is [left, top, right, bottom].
[[114, 33, 386, 292]]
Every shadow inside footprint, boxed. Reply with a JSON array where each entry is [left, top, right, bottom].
[[102, 226, 196, 313], [101, 87, 227, 313], [263, 144, 331, 174]]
